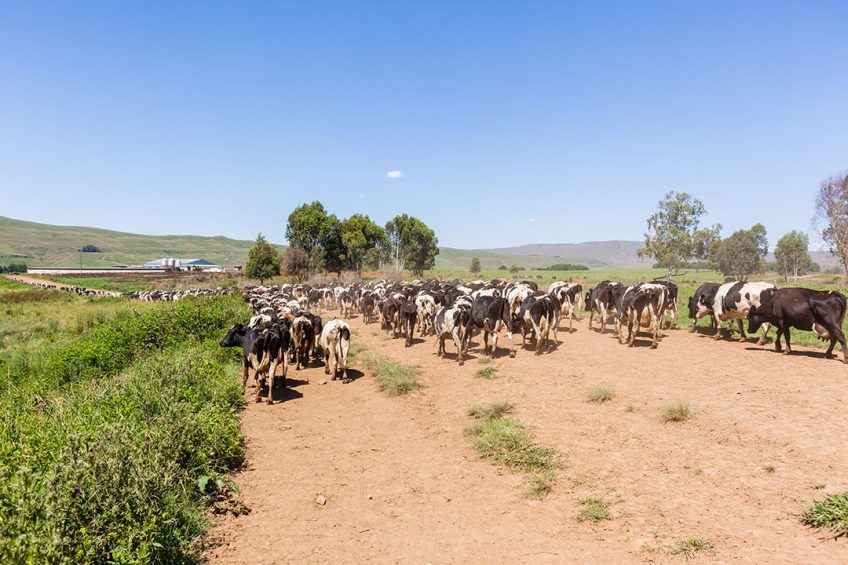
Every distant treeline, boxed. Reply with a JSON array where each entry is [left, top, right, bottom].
[[543, 263, 589, 271], [80, 244, 102, 253], [0, 263, 27, 273]]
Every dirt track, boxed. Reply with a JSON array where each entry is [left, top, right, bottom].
[[207, 314, 848, 564]]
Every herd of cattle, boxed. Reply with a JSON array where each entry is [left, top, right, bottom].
[[217, 277, 847, 404]]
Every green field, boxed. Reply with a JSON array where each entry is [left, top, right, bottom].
[[0, 285, 250, 562]]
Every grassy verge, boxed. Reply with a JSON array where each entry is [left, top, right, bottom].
[[362, 351, 422, 396], [803, 491, 848, 538], [0, 295, 249, 563]]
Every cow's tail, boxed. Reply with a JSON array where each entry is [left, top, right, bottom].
[[835, 291, 848, 327]]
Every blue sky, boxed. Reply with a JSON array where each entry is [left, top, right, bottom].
[[1, 1, 846, 249]]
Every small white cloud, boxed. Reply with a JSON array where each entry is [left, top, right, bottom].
[[386, 170, 404, 179], [528, 217, 535, 223]]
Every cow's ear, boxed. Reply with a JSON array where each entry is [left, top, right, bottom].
[[745, 292, 750, 300]]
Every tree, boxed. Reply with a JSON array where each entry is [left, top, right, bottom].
[[282, 246, 311, 281], [384, 214, 439, 276], [814, 171, 848, 280], [245, 233, 281, 283], [710, 226, 767, 281], [638, 191, 720, 280], [509, 264, 520, 275], [774, 230, 812, 283], [340, 214, 388, 275], [285, 201, 328, 253], [319, 214, 345, 275], [470, 257, 481, 275]]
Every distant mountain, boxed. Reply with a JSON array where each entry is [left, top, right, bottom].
[[0, 216, 285, 268]]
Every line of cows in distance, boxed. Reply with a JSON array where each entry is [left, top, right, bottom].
[[217, 277, 848, 404]]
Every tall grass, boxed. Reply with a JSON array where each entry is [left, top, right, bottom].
[[803, 491, 848, 537], [0, 294, 249, 563], [362, 352, 422, 396]]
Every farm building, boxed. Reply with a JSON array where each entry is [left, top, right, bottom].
[[143, 258, 222, 271]]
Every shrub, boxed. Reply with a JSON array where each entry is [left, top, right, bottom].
[[803, 491, 848, 537], [527, 471, 557, 500]]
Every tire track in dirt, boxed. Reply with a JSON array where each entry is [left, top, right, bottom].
[[208, 313, 848, 564]]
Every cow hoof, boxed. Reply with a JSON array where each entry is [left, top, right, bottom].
[[650, 344, 658, 349], [688, 327, 695, 333], [458, 360, 464, 366], [509, 351, 516, 358], [783, 350, 791, 355], [266, 399, 274, 405], [255, 396, 263, 403], [738, 337, 747, 343]]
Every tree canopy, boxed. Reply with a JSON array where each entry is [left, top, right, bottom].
[[814, 172, 848, 280], [285, 201, 328, 253], [709, 225, 768, 281], [774, 230, 812, 283], [638, 191, 721, 280], [245, 233, 281, 283], [469, 257, 481, 274], [384, 214, 439, 276]]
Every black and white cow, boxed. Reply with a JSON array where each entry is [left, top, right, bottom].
[[433, 303, 471, 365], [614, 283, 667, 348], [549, 281, 583, 332], [319, 318, 352, 381], [290, 315, 314, 371], [748, 288, 848, 363], [585, 281, 625, 334], [465, 296, 515, 358], [650, 280, 678, 329], [514, 292, 562, 354], [220, 322, 289, 404], [360, 292, 376, 324], [415, 292, 439, 336], [688, 283, 720, 333], [707, 281, 776, 343]]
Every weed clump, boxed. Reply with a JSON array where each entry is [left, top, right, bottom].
[[662, 400, 692, 422], [467, 401, 513, 421], [588, 385, 615, 404], [803, 491, 848, 537], [464, 418, 558, 473], [363, 352, 422, 396]]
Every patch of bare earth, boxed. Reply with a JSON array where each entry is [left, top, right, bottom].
[[207, 315, 848, 564]]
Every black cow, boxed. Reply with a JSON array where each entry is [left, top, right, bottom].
[[688, 283, 720, 333], [399, 302, 418, 347], [220, 322, 290, 404], [465, 296, 515, 358], [748, 288, 847, 363], [380, 298, 401, 338], [360, 292, 376, 324]]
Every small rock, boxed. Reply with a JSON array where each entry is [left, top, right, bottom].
[[368, 494, 373, 500], [316, 495, 327, 506], [319, 380, 328, 385]]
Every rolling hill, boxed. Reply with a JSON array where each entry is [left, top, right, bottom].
[[1, 215, 838, 270], [0, 216, 285, 268]]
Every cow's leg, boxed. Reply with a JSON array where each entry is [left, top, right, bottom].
[[599, 305, 608, 334], [267, 359, 279, 405], [255, 371, 264, 403], [241, 363, 250, 392], [713, 318, 724, 340], [783, 326, 792, 355], [757, 322, 771, 346], [453, 329, 464, 366], [483, 330, 490, 355], [737, 319, 747, 342], [505, 324, 515, 358], [833, 323, 848, 363], [650, 307, 659, 349], [324, 348, 331, 375]]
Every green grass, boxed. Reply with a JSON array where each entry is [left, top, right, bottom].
[[475, 366, 498, 379], [803, 491, 848, 537], [467, 401, 514, 421], [527, 470, 557, 500], [0, 293, 250, 563], [46, 275, 157, 292], [464, 418, 559, 473], [362, 352, 422, 396], [662, 400, 693, 422], [576, 497, 613, 522], [588, 384, 615, 404], [666, 537, 713, 557]]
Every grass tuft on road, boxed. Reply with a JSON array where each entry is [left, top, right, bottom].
[[662, 400, 692, 422], [588, 384, 615, 404], [666, 537, 713, 557], [527, 471, 557, 500], [577, 497, 613, 522], [475, 366, 498, 379], [363, 352, 422, 396], [464, 417, 559, 474], [803, 491, 848, 538], [467, 401, 513, 421]]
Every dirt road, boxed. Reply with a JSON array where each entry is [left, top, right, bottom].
[[207, 315, 848, 564]]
